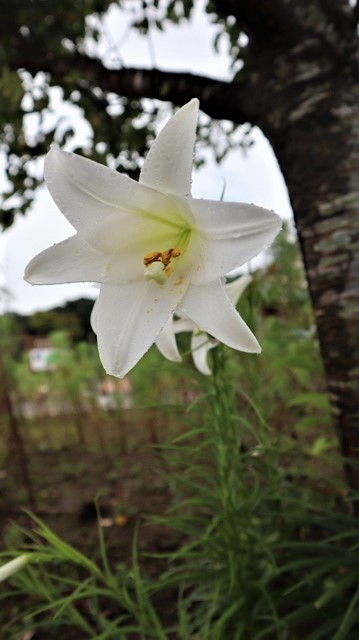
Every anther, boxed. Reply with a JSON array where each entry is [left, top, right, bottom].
[[143, 251, 162, 266]]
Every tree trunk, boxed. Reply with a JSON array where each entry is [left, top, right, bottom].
[[242, 3, 359, 489]]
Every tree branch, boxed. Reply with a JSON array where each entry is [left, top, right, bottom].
[[9, 40, 258, 125], [71, 58, 250, 122]]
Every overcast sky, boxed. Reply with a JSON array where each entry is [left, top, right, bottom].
[[0, 1, 293, 315]]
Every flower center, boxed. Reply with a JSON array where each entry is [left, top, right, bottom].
[[143, 247, 182, 285]]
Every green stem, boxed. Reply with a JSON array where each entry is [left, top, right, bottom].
[[208, 346, 245, 592]]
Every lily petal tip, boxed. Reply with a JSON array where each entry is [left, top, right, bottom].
[[47, 142, 61, 158], [23, 262, 34, 284], [188, 97, 199, 109]]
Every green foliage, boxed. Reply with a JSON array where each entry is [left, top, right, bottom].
[[129, 341, 195, 407], [149, 347, 283, 638], [0, 515, 168, 639], [1, 229, 358, 638], [2, 340, 357, 637], [0, 0, 248, 228], [13, 297, 95, 342], [228, 227, 336, 483]]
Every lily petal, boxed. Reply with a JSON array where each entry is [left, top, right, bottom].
[[139, 99, 199, 196], [155, 316, 182, 363], [90, 297, 99, 334], [173, 317, 197, 333], [188, 200, 282, 284], [25, 235, 107, 285], [95, 275, 190, 377], [225, 274, 252, 306], [179, 280, 261, 353], [191, 331, 217, 376], [25, 234, 166, 287], [45, 145, 188, 256]]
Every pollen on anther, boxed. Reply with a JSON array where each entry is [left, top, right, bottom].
[[143, 251, 162, 266], [162, 247, 181, 268]]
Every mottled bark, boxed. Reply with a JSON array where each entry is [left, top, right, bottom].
[[231, 0, 359, 489], [266, 90, 359, 489]]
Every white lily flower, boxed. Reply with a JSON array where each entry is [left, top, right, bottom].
[[0, 555, 29, 582], [156, 274, 253, 375], [25, 99, 281, 378]]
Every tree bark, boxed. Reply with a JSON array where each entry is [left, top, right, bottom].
[[264, 85, 359, 490], [229, 0, 359, 489]]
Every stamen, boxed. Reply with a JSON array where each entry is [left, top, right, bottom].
[[143, 247, 182, 285], [143, 251, 162, 266], [161, 248, 181, 268]]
